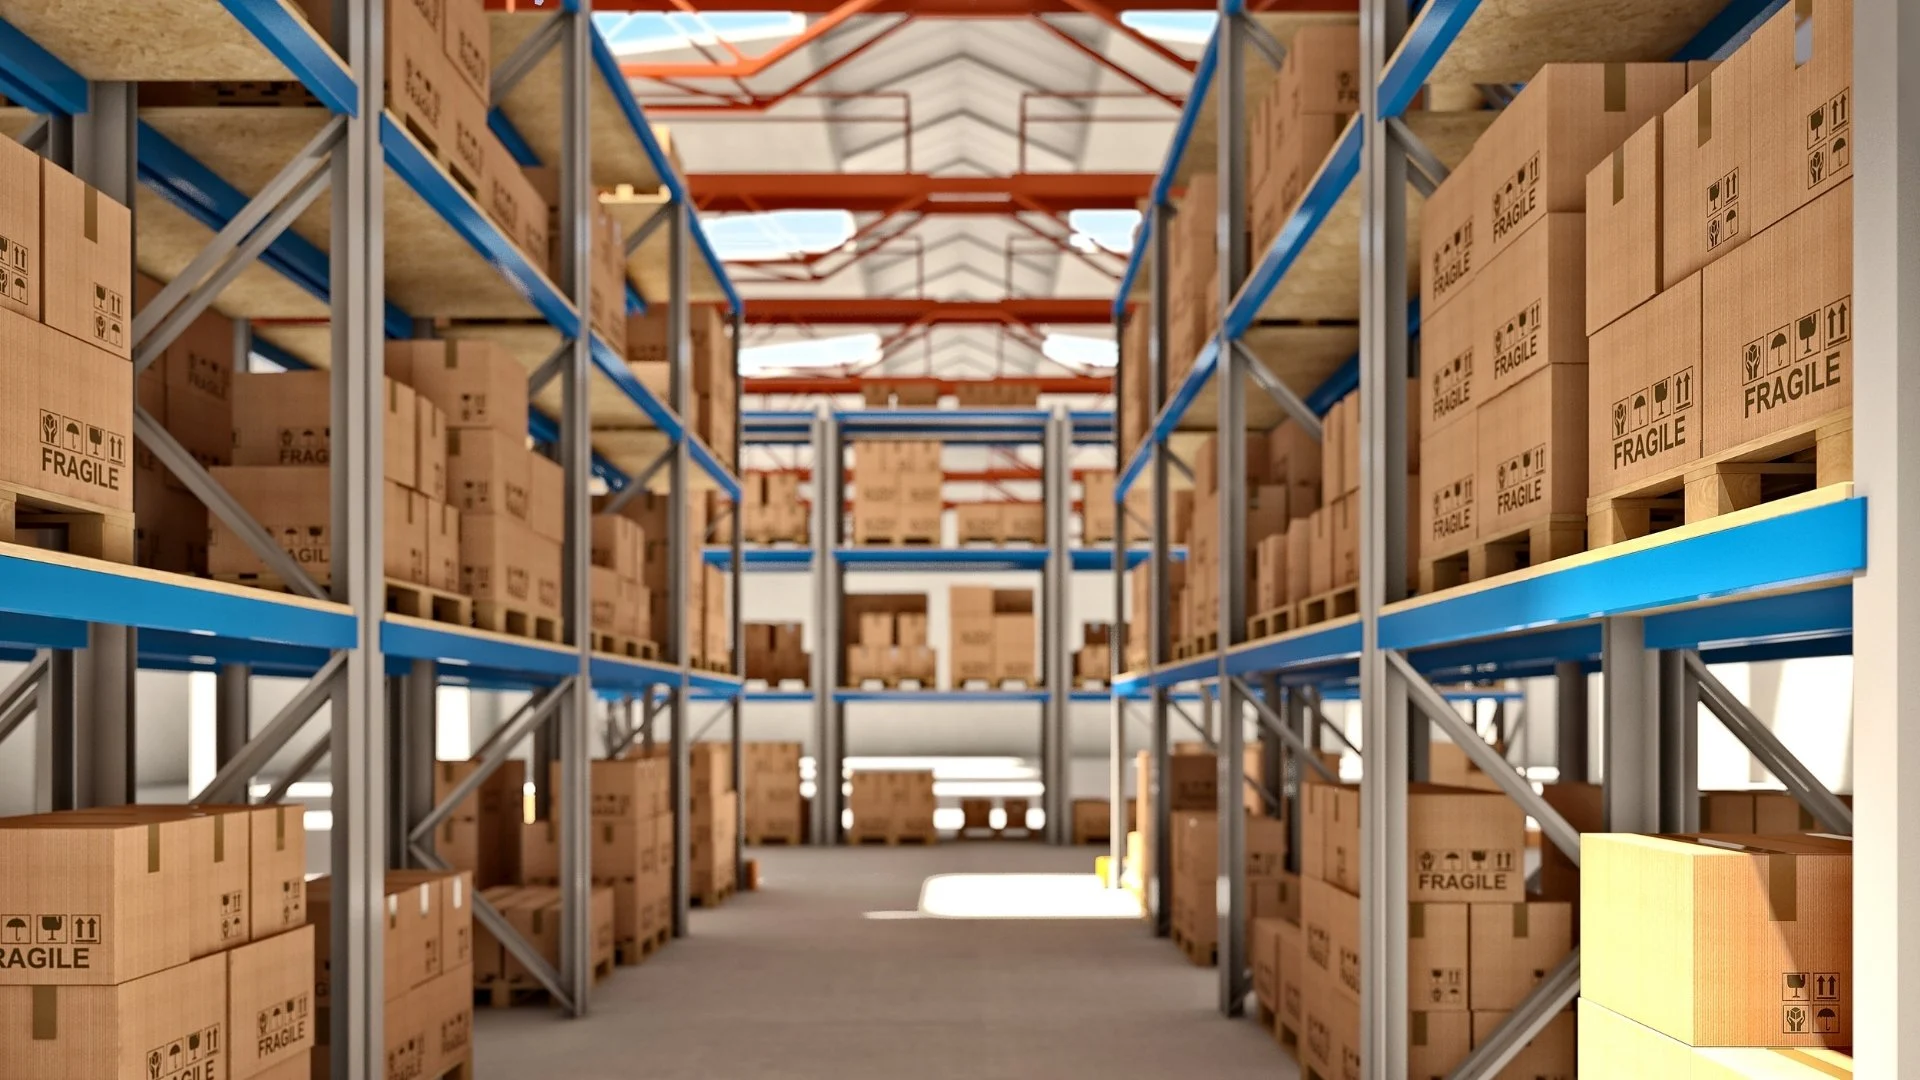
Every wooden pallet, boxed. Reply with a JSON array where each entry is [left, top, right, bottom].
[[746, 677, 810, 690], [1587, 412, 1852, 549], [1170, 925, 1217, 967], [471, 599, 561, 642], [1295, 584, 1360, 627], [854, 676, 936, 690], [615, 927, 669, 965], [746, 830, 802, 846], [386, 578, 473, 626], [850, 829, 938, 846], [691, 882, 736, 907], [849, 534, 941, 546], [953, 678, 1034, 690], [1247, 604, 1293, 639], [691, 655, 734, 674], [592, 632, 657, 660], [1419, 516, 1587, 594], [0, 480, 135, 563], [1182, 631, 1219, 657], [475, 980, 551, 1009]]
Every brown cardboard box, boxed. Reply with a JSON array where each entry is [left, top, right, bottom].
[[1475, 1009, 1576, 1080], [0, 134, 39, 321], [1421, 274, 1479, 436], [1319, 396, 1347, 499], [1302, 873, 1360, 1000], [1535, 781, 1604, 909], [1410, 901, 1468, 1011], [1302, 781, 1359, 892], [1306, 506, 1332, 596], [993, 612, 1037, 683], [1252, 915, 1283, 1011], [591, 513, 643, 580], [249, 1051, 311, 1080], [425, 498, 462, 593], [206, 466, 329, 581], [0, 309, 133, 514], [1468, 900, 1572, 1010], [152, 302, 237, 485], [1420, 404, 1479, 560], [1661, 49, 1756, 289], [40, 159, 131, 357], [1428, 740, 1502, 792], [1578, 996, 1855, 1079], [0, 952, 226, 1080], [395, 486, 430, 584], [1164, 751, 1219, 812], [446, 428, 531, 520], [1330, 493, 1357, 587], [222, 804, 307, 942], [1589, 272, 1703, 496], [1476, 214, 1587, 404], [1285, 515, 1311, 603], [1474, 64, 1687, 265], [1423, 149, 1481, 317], [1476, 363, 1587, 543], [55, 805, 249, 959], [1275, 916, 1306, 1036], [1700, 180, 1851, 456], [460, 511, 538, 607], [0, 814, 193, 985], [440, 61, 488, 195], [1302, 959, 1360, 1080], [1410, 1010, 1474, 1080], [443, 0, 489, 102], [227, 924, 315, 1080], [229, 371, 418, 489], [530, 531, 564, 619], [1744, 0, 1851, 240], [486, 158, 550, 278], [415, 394, 448, 500], [1583, 832, 1852, 1047], [1588, 117, 1664, 335], [387, 339, 529, 436], [1254, 532, 1287, 613], [527, 452, 564, 543], [1408, 783, 1526, 903]]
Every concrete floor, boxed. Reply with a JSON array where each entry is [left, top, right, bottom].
[[474, 843, 1298, 1079]]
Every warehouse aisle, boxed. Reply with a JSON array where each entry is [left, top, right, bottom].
[[474, 844, 1297, 1079]]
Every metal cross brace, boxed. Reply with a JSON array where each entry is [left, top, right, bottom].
[[1235, 340, 1324, 440], [1232, 676, 1340, 783], [1387, 115, 1451, 198], [1390, 651, 1582, 863], [1446, 949, 1580, 1080], [1240, 12, 1289, 71], [626, 202, 675, 257], [1169, 696, 1215, 748], [0, 653, 47, 747], [1686, 650, 1854, 834], [527, 339, 573, 399], [1297, 685, 1361, 756], [491, 12, 567, 106], [193, 652, 344, 804], [411, 679, 570, 845], [263, 738, 330, 805], [413, 842, 576, 1011]]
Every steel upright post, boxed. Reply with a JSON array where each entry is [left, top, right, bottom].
[[1553, 660, 1588, 783], [1601, 618, 1658, 833], [393, 661, 437, 866], [216, 664, 252, 767], [667, 200, 693, 934], [557, 0, 596, 1012], [1108, 315, 1129, 882], [331, 0, 388, 1068], [1657, 650, 1699, 833], [1147, 201, 1174, 937], [1358, 0, 1414, 1067], [810, 412, 836, 845], [1045, 409, 1072, 843], [1850, 6, 1917, 1061], [731, 310, 747, 880], [1214, 3, 1251, 1018]]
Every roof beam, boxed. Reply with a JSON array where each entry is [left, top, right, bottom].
[[690, 171, 1152, 213], [566, 0, 1224, 12], [745, 374, 1111, 393], [742, 297, 1114, 324]]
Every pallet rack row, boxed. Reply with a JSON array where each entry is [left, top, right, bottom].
[[0, 0, 747, 1072], [1107, 0, 1902, 1074]]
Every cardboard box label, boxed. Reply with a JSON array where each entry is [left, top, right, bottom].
[[1414, 844, 1519, 896], [1, 234, 29, 309], [38, 406, 128, 496], [1429, 216, 1476, 311], [1803, 89, 1851, 195], [1490, 299, 1541, 384], [1738, 294, 1849, 421], [146, 1024, 227, 1079], [1610, 364, 1696, 468], [0, 909, 105, 971], [1490, 153, 1541, 247], [1708, 166, 1743, 253]]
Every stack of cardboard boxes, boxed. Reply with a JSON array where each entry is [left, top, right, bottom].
[[848, 770, 937, 844], [860, 379, 942, 407], [1170, 808, 1292, 966], [432, 757, 528, 889], [851, 440, 942, 545], [1118, 318, 1149, 464], [1281, 781, 1574, 1079], [1249, 23, 1360, 254], [741, 470, 809, 543], [0, 804, 316, 1080], [0, 138, 134, 562], [1124, 559, 1187, 671], [601, 489, 727, 667], [132, 274, 229, 576], [1579, 832, 1852, 1075], [950, 381, 1040, 407], [1184, 434, 1297, 647], [473, 883, 616, 997], [296, 0, 551, 281], [308, 869, 475, 1077], [743, 741, 805, 845], [688, 743, 740, 905], [590, 512, 651, 650], [1073, 622, 1112, 687], [1417, 61, 1693, 590], [522, 754, 675, 959], [1586, 0, 1852, 549], [844, 595, 937, 687], [626, 306, 737, 469], [744, 621, 810, 686], [953, 501, 1046, 545], [949, 586, 1035, 688]]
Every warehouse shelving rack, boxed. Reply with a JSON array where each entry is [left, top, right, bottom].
[[1106, 0, 1905, 1074], [0, 1, 745, 1071], [731, 407, 1147, 843]]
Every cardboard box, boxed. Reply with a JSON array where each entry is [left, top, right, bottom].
[[1307, 506, 1332, 596], [1251, 915, 1284, 1011], [1661, 49, 1756, 289], [1578, 997, 1855, 1079], [1409, 1010, 1474, 1080], [1418, 413, 1479, 562], [1474, 64, 1687, 265], [1476, 362, 1587, 542], [460, 511, 538, 606], [227, 924, 315, 1080], [590, 513, 644, 580], [1302, 959, 1360, 1080], [396, 486, 430, 585], [1476, 213, 1586, 403], [40, 160, 131, 357], [152, 302, 236, 485], [229, 372, 418, 489], [1468, 900, 1572, 1010], [440, 61, 489, 195], [1589, 272, 1704, 495], [1408, 783, 1527, 903], [1744, 0, 1851, 240], [1330, 493, 1357, 587], [415, 394, 447, 500], [0, 813, 194, 985], [1410, 901, 1469, 1011], [1475, 1008, 1576, 1080], [0, 309, 133, 513], [52, 806, 246, 960], [387, 339, 529, 436], [0, 134, 39, 321], [1583, 832, 1852, 1046], [424, 498, 462, 593], [1420, 274, 1479, 436], [1254, 532, 1287, 612], [527, 452, 564, 543], [0, 952, 226, 1080], [1275, 917, 1306, 1035], [446, 428, 531, 520], [1700, 180, 1851, 456], [1285, 516, 1311, 603], [486, 158, 550, 278], [1588, 116, 1664, 335], [1423, 149, 1481, 317], [1302, 873, 1360, 1000], [1535, 781, 1604, 908], [1428, 740, 1502, 792], [1302, 781, 1359, 891], [443, 0, 489, 102], [1319, 397, 1347, 499]]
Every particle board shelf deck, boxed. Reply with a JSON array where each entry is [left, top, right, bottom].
[[603, 188, 733, 307], [1175, 324, 1359, 432], [487, 10, 668, 197]]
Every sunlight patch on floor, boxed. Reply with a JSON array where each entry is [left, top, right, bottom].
[[893, 873, 1143, 920]]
